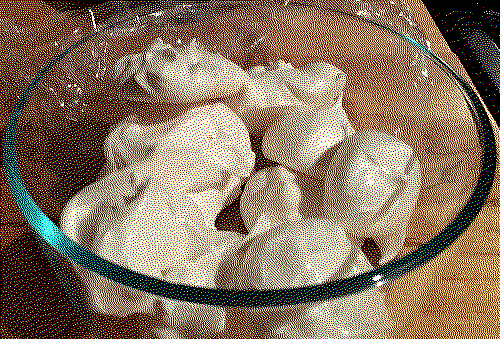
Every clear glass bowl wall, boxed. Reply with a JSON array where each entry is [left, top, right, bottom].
[[5, 0, 495, 313]]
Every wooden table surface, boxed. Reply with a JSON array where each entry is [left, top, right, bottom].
[[1, 1, 499, 338]]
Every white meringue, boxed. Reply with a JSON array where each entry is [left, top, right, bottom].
[[226, 60, 354, 136], [215, 218, 352, 294], [224, 62, 305, 135], [74, 261, 159, 317], [215, 217, 393, 339], [216, 219, 352, 291], [262, 104, 349, 181], [239, 166, 326, 237], [115, 37, 248, 103], [101, 102, 254, 177], [246, 62, 305, 108], [60, 140, 254, 316], [277, 61, 348, 109], [100, 103, 256, 228], [67, 204, 158, 318], [59, 162, 158, 317], [226, 61, 304, 112], [160, 230, 245, 339], [321, 100, 356, 138], [64, 121, 253, 240], [323, 129, 421, 265], [116, 146, 253, 279], [239, 166, 302, 237], [269, 247, 393, 339], [254, 61, 354, 174], [60, 165, 144, 253], [100, 113, 172, 177], [239, 218, 352, 291]]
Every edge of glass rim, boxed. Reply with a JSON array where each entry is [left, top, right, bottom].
[[3, 3, 498, 308]]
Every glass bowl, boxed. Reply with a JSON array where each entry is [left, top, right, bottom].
[[3, 0, 498, 338]]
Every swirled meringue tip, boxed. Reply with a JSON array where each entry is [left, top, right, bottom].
[[262, 104, 348, 181], [324, 129, 421, 266], [116, 37, 248, 104]]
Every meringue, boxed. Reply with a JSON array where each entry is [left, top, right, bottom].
[[277, 61, 348, 109], [100, 103, 256, 229], [115, 37, 248, 103], [63, 183, 159, 317], [63, 42, 412, 339], [215, 218, 394, 339], [75, 263, 159, 317], [216, 218, 352, 294], [255, 61, 354, 177], [225, 60, 355, 136], [239, 166, 326, 236], [60, 141, 254, 316], [239, 166, 302, 236], [60, 159, 158, 317], [60, 163, 145, 254], [239, 218, 352, 291], [160, 229, 245, 339], [114, 146, 253, 279], [101, 102, 254, 176], [323, 129, 421, 265], [261, 104, 349, 181], [269, 247, 394, 339], [224, 61, 305, 135]]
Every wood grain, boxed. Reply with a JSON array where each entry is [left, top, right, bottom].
[[392, 319, 500, 339], [421, 279, 500, 321], [386, 201, 500, 339]]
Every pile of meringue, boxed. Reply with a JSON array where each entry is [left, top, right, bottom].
[[60, 38, 421, 339]]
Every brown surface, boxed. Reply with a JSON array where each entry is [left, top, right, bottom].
[[1, 1, 500, 339], [386, 201, 500, 339]]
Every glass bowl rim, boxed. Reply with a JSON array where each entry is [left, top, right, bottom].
[[3, 2, 498, 308]]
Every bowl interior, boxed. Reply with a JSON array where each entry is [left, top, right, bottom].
[[10, 1, 486, 307]]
